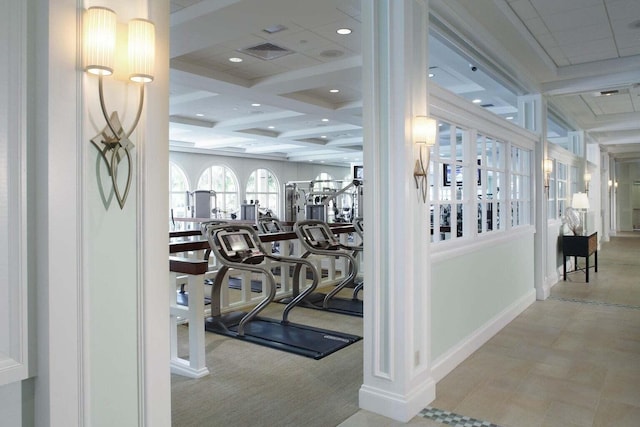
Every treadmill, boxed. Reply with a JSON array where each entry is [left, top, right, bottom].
[[291, 220, 363, 317], [203, 223, 360, 359]]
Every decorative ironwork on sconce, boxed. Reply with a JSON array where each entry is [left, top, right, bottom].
[[83, 7, 155, 209], [413, 116, 437, 203]]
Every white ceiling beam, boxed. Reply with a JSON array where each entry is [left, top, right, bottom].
[[215, 110, 303, 130], [251, 56, 362, 93], [542, 69, 640, 96], [279, 123, 360, 139]]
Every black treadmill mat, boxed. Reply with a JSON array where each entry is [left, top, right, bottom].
[[304, 297, 363, 318], [227, 277, 281, 293], [205, 317, 361, 360]]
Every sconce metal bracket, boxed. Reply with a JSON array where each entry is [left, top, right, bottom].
[[90, 112, 133, 209], [413, 145, 429, 203], [89, 75, 144, 210]]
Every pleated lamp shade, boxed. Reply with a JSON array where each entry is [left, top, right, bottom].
[[83, 7, 117, 76], [128, 18, 155, 83]]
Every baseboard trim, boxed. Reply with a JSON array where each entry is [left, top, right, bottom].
[[431, 289, 536, 382], [359, 378, 436, 423]]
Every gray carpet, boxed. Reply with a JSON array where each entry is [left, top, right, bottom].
[[171, 297, 363, 427]]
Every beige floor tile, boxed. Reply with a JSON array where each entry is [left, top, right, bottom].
[[601, 371, 640, 407], [497, 393, 550, 427], [593, 399, 640, 427], [542, 400, 596, 427]]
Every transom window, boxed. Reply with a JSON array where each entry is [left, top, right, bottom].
[[169, 162, 189, 219], [197, 165, 239, 219], [246, 168, 280, 218]]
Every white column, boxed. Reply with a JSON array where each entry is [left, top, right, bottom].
[[359, 0, 435, 422], [519, 94, 550, 299]]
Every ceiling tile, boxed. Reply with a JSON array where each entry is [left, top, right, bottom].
[[523, 17, 550, 36], [540, 4, 608, 32], [509, 0, 540, 20], [553, 24, 614, 46], [530, 0, 602, 15], [605, 0, 640, 21]]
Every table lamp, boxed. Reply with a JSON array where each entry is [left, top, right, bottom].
[[571, 192, 590, 235]]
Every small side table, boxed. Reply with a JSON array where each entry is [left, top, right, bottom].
[[562, 232, 598, 282]]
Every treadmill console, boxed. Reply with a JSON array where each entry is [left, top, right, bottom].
[[216, 229, 265, 264], [258, 218, 284, 234], [304, 225, 339, 250]]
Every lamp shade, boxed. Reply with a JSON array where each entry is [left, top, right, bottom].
[[543, 158, 553, 174], [83, 7, 117, 76], [572, 192, 590, 210], [128, 18, 155, 83], [414, 116, 437, 146]]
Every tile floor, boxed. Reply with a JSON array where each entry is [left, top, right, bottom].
[[340, 234, 640, 427]]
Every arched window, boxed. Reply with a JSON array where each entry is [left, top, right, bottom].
[[246, 168, 280, 218], [169, 162, 189, 219], [197, 165, 239, 218]]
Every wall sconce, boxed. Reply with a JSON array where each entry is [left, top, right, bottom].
[[543, 158, 553, 195], [584, 172, 591, 194], [413, 116, 437, 203], [83, 7, 155, 209]]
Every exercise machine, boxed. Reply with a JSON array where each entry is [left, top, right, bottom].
[[203, 223, 360, 359], [292, 220, 363, 317]]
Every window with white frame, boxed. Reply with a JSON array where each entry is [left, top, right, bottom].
[[547, 159, 557, 219], [246, 168, 280, 218], [197, 165, 239, 219], [550, 161, 569, 219], [169, 162, 189, 219], [430, 122, 467, 242], [510, 146, 531, 227], [476, 134, 506, 234], [430, 120, 534, 243]]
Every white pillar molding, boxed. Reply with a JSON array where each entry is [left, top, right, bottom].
[[522, 94, 552, 300], [359, 0, 435, 422]]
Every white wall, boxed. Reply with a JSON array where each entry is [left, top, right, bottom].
[[431, 231, 536, 379]]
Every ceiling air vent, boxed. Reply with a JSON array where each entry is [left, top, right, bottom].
[[238, 42, 294, 60], [600, 89, 619, 96]]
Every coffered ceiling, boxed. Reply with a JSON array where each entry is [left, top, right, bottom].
[[169, 0, 640, 165]]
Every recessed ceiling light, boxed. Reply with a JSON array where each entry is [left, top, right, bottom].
[[428, 73, 435, 78], [321, 135, 327, 138], [321, 118, 329, 122], [472, 99, 482, 104], [506, 116, 514, 120], [329, 89, 340, 93], [196, 113, 204, 117], [336, 28, 352, 35], [251, 103, 261, 107], [268, 126, 275, 129], [229, 57, 243, 63]]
